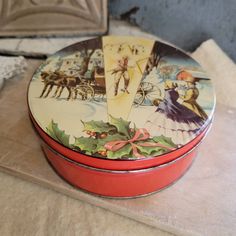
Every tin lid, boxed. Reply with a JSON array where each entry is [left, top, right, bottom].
[[28, 36, 215, 160]]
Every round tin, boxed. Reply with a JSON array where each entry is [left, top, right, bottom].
[[30, 114, 211, 170], [27, 36, 215, 197], [41, 139, 199, 198]]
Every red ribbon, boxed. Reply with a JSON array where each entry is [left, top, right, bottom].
[[104, 128, 175, 158]]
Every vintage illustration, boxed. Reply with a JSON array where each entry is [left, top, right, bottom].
[[28, 37, 110, 146], [37, 37, 105, 102], [28, 37, 215, 160], [103, 36, 154, 120], [129, 42, 215, 146]]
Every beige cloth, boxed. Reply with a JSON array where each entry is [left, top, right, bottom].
[[0, 56, 27, 90], [0, 172, 172, 236], [191, 39, 236, 108], [0, 28, 236, 236]]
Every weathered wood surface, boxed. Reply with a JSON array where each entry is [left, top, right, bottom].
[[0, 57, 236, 236]]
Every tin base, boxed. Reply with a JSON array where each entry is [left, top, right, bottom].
[[42, 143, 198, 198], [31, 113, 209, 171]]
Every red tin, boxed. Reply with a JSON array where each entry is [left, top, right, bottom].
[[42, 140, 198, 198], [30, 114, 211, 170], [27, 36, 215, 197]]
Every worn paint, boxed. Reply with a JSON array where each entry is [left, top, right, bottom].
[[110, 0, 236, 61]]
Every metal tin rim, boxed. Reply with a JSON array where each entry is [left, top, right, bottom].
[[26, 36, 215, 163], [42, 121, 211, 174], [30, 108, 212, 163], [46, 155, 197, 199]]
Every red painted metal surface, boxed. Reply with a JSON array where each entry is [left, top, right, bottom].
[[31, 112, 209, 171], [42, 143, 197, 197]]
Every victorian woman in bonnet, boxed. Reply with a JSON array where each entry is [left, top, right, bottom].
[[145, 78, 206, 146], [177, 70, 208, 120]]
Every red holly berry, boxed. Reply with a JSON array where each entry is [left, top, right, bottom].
[[97, 150, 106, 156], [100, 151, 107, 156], [86, 130, 91, 135], [100, 133, 108, 139]]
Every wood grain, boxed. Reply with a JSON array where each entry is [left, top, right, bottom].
[[0, 60, 236, 236]]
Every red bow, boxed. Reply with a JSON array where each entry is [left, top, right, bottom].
[[104, 128, 175, 158]]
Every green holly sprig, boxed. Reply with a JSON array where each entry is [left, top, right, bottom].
[[46, 117, 177, 159]]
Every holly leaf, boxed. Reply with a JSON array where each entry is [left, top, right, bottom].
[[73, 137, 98, 155], [136, 143, 167, 156], [109, 115, 131, 138], [151, 149, 168, 156], [95, 133, 127, 153], [107, 144, 132, 159], [152, 135, 177, 148], [81, 120, 116, 133], [46, 120, 70, 147]]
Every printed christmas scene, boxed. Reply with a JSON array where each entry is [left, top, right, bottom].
[[28, 37, 214, 160], [129, 41, 214, 146]]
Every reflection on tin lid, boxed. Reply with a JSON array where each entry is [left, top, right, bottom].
[[28, 36, 215, 160]]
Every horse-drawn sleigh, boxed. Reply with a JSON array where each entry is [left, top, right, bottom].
[[39, 68, 161, 106]]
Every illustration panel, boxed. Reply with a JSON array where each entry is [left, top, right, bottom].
[[28, 37, 109, 150], [102, 36, 154, 120], [129, 42, 215, 146]]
